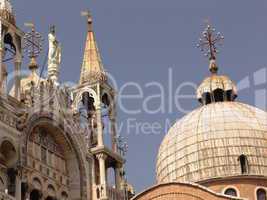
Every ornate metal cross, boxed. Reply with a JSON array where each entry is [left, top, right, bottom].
[[197, 24, 224, 60], [23, 23, 43, 60]]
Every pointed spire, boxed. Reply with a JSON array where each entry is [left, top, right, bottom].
[[197, 23, 224, 74], [80, 10, 107, 84]]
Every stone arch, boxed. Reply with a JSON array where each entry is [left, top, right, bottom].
[[23, 113, 90, 199], [222, 185, 240, 197], [45, 181, 58, 193], [101, 92, 111, 107], [101, 89, 116, 114], [81, 91, 96, 115], [32, 177, 42, 191], [4, 32, 16, 53], [101, 90, 115, 148], [0, 171, 8, 193], [74, 87, 97, 111], [13, 32, 22, 57], [30, 189, 42, 200], [61, 191, 68, 200], [255, 187, 267, 200], [0, 176, 5, 191], [46, 184, 56, 198], [0, 137, 17, 167], [76, 89, 99, 147]]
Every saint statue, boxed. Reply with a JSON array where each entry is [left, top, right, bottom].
[[48, 25, 61, 64], [48, 25, 61, 82]]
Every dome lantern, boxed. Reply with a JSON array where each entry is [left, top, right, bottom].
[[196, 24, 237, 105]]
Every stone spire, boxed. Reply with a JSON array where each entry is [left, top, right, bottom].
[[80, 11, 107, 84]]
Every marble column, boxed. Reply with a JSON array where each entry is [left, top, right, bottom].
[[96, 153, 107, 199], [15, 175, 22, 200], [0, 46, 4, 95], [115, 166, 122, 190], [14, 58, 22, 100], [96, 84, 104, 147]]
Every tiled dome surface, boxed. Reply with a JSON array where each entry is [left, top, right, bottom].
[[156, 102, 267, 183]]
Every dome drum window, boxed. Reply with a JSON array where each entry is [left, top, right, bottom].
[[257, 188, 267, 200], [238, 154, 249, 174], [224, 188, 238, 197]]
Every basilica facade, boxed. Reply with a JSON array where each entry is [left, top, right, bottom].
[[0, 1, 267, 200], [0, 1, 133, 200]]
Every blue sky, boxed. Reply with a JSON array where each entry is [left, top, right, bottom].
[[15, 0, 267, 192]]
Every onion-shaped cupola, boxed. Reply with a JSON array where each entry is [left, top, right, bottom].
[[196, 24, 237, 105]]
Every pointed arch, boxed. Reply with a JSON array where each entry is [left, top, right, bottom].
[[22, 113, 91, 199]]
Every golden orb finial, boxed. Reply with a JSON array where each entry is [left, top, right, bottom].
[[81, 10, 93, 32]]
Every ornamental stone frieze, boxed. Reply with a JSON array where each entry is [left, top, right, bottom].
[[0, 108, 17, 128]]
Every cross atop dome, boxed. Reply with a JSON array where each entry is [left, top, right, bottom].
[[197, 23, 224, 74], [196, 23, 237, 105]]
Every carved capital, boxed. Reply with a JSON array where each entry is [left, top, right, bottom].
[[96, 153, 107, 161], [16, 111, 29, 131]]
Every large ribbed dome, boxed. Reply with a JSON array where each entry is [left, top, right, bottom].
[[156, 101, 267, 184]]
